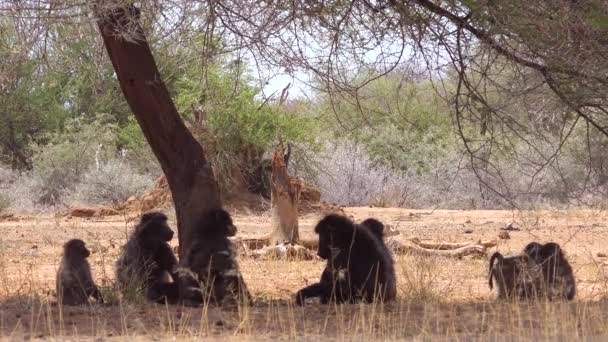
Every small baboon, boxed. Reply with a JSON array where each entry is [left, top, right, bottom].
[[116, 212, 179, 304], [536, 242, 576, 300], [179, 209, 251, 306], [296, 214, 396, 305], [360, 218, 385, 239], [360, 217, 394, 271], [56, 239, 103, 306]]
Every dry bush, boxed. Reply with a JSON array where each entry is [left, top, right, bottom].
[[69, 159, 154, 206]]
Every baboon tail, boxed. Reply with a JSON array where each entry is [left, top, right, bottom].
[[488, 252, 503, 290]]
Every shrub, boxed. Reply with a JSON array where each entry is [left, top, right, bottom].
[[70, 159, 154, 206], [30, 114, 118, 205]]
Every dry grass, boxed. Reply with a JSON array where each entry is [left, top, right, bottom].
[[2, 207, 608, 340]]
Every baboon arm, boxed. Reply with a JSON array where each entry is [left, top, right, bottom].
[[157, 243, 178, 272], [295, 282, 329, 305]]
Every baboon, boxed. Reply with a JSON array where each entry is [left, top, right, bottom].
[[296, 214, 396, 305], [179, 209, 251, 306], [360, 217, 394, 270], [488, 250, 541, 300], [116, 212, 179, 304], [536, 242, 576, 300], [489, 242, 575, 300], [56, 239, 103, 306], [523, 242, 543, 262], [360, 218, 385, 239]]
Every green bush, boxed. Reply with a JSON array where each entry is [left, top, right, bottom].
[[173, 61, 320, 192]]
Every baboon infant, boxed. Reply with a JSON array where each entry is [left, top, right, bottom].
[[489, 242, 575, 300], [179, 209, 251, 306], [56, 239, 103, 306]]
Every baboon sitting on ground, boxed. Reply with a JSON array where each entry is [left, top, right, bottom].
[[179, 209, 251, 306], [56, 239, 104, 306], [532, 242, 576, 300], [116, 212, 179, 304], [296, 214, 396, 305], [489, 242, 576, 300]]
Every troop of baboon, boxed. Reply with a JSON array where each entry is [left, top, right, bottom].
[[55, 209, 577, 306]]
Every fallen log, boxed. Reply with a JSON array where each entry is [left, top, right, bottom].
[[236, 237, 270, 250], [249, 242, 317, 261], [387, 238, 487, 258], [408, 237, 497, 250]]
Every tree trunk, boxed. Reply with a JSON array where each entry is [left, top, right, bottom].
[[94, 4, 221, 257], [269, 147, 301, 245]]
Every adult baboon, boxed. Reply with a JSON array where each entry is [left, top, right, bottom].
[[488, 250, 541, 300], [537, 242, 576, 300], [179, 209, 251, 306], [56, 239, 104, 306], [296, 214, 396, 305], [360, 218, 385, 239], [116, 212, 179, 304]]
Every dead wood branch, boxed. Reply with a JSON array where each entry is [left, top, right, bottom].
[[249, 242, 317, 261], [408, 237, 497, 250], [387, 238, 487, 258]]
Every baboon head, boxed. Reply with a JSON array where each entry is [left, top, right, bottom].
[[523, 242, 543, 262], [360, 218, 384, 239], [64, 239, 90, 259], [137, 212, 174, 245], [199, 208, 237, 237], [539, 242, 563, 260], [314, 214, 356, 260]]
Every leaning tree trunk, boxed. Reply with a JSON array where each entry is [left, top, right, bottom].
[[94, 4, 221, 257], [269, 147, 301, 245]]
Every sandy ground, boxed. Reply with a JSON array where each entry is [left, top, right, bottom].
[[2, 207, 608, 340]]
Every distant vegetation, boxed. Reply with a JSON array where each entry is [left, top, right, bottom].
[[1, 5, 607, 212]]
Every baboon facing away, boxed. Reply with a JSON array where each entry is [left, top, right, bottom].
[[179, 209, 251, 306], [116, 212, 179, 304], [488, 251, 540, 300], [296, 214, 396, 305], [56, 239, 104, 306]]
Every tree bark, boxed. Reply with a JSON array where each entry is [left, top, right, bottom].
[[94, 4, 221, 257], [269, 147, 301, 245]]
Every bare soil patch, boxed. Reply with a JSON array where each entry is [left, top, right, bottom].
[[2, 208, 608, 340]]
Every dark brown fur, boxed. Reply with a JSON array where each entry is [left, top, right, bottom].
[[179, 209, 251, 306], [296, 214, 396, 305], [536, 242, 576, 300], [488, 251, 541, 300], [56, 239, 103, 306], [489, 242, 576, 300], [116, 212, 179, 304]]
